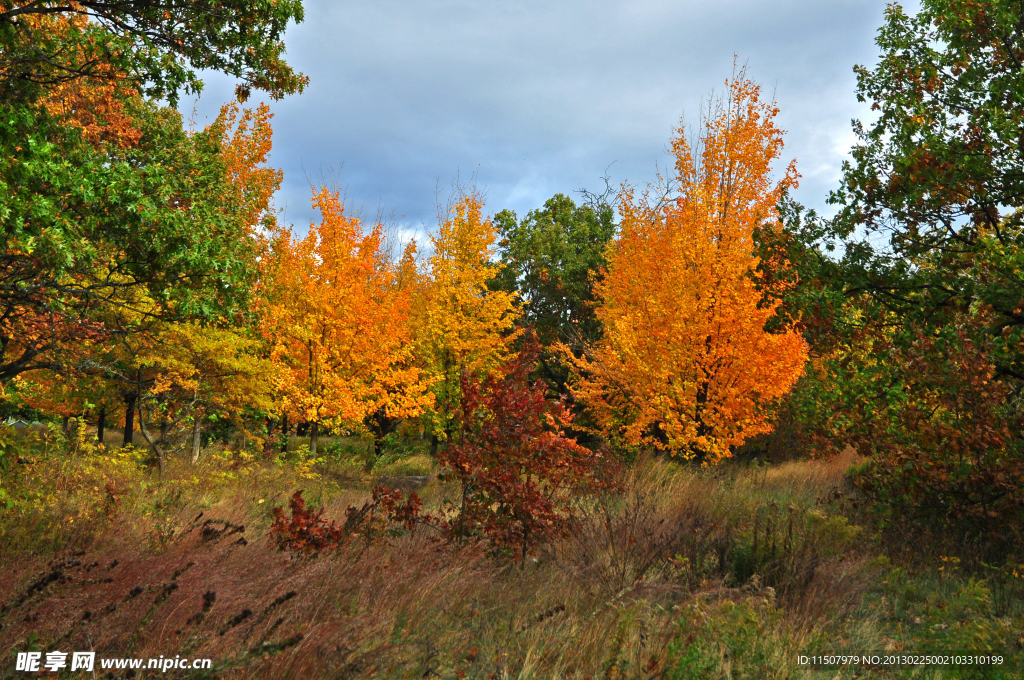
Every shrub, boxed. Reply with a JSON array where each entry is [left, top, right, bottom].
[[269, 490, 343, 554], [269, 488, 424, 555], [849, 322, 1024, 555], [437, 340, 615, 559]]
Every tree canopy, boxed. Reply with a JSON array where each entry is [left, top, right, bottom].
[[0, 1, 307, 104], [566, 71, 808, 463], [0, 1, 305, 384], [492, 193, 615, 350]]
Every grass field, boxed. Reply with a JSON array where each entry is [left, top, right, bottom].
[[0, 427, 1021, 679]]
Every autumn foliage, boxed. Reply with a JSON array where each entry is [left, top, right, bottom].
[[262, 189, 432, 454], [416, 194, 520, 446], [270, 491, 346, 554], [16, 0, 1021, 572], [215, 101, 282, 236], [850, 317, 1024, 544], [437, 340, 612, 559], [272, 342, 612, 560], [8, 4, 1024, 672], [34, 14, 143, 150], [270, 488, 425, 555], [567, 71, 808, 463]]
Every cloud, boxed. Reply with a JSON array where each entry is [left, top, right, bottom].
[[187, 0, 890, 236]]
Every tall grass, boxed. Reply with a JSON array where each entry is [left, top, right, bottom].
[[1, 436, 1020, 678]]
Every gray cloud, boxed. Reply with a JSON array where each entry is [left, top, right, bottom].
[[187, 0, 892, 237]]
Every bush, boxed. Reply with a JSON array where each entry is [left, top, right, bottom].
[[849, 322, 1024, 556], [269, 488, 423, 555], [436, 340, 615, 559], [563, 491, 726, 597]]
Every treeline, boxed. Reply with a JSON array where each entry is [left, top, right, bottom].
[[3, 1, 1024, 555], [762, 1, 1024, 553]]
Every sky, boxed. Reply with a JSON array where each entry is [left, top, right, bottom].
[[186, 0, 895, 240]]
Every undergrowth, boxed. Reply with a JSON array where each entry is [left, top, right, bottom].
[[1, 433, 1021, 679]]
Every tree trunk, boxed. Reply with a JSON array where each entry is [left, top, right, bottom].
[[309, 420, 318, 456], [430, 434, 439, 457], [190, 416, 202, 464], [281, 413, 288, 452], [123, 395, 135, 446], [62, 415, 69, 434], [366, 407, 394, 462], [137, 410, 166, 474], [97, 406, 105, 443], [693, 379, 710, 464]]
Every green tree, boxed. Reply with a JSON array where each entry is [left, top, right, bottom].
[[828, 0, 1024, 381], [763, 0, 1024, 538], [0, 99, 259, 383], [492, 193, 615, 391], [1, 2, 304, 383], [0, 1, 307, 104], [764, 0, 1024, 442]]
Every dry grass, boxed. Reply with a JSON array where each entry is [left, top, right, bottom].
[[0, 443, 894, 679]]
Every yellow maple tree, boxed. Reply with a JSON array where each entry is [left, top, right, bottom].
[[133, 322, 278, 466], [263, 188, 432, 455], [417, 194, 520, 451], [567, 70, 809, 464]]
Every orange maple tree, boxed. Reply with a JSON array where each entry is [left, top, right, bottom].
[[35, 14, 144, 151], [213, 101, 282, 237], [262, 189, 432, 455], [567, 70, 809, 463]]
